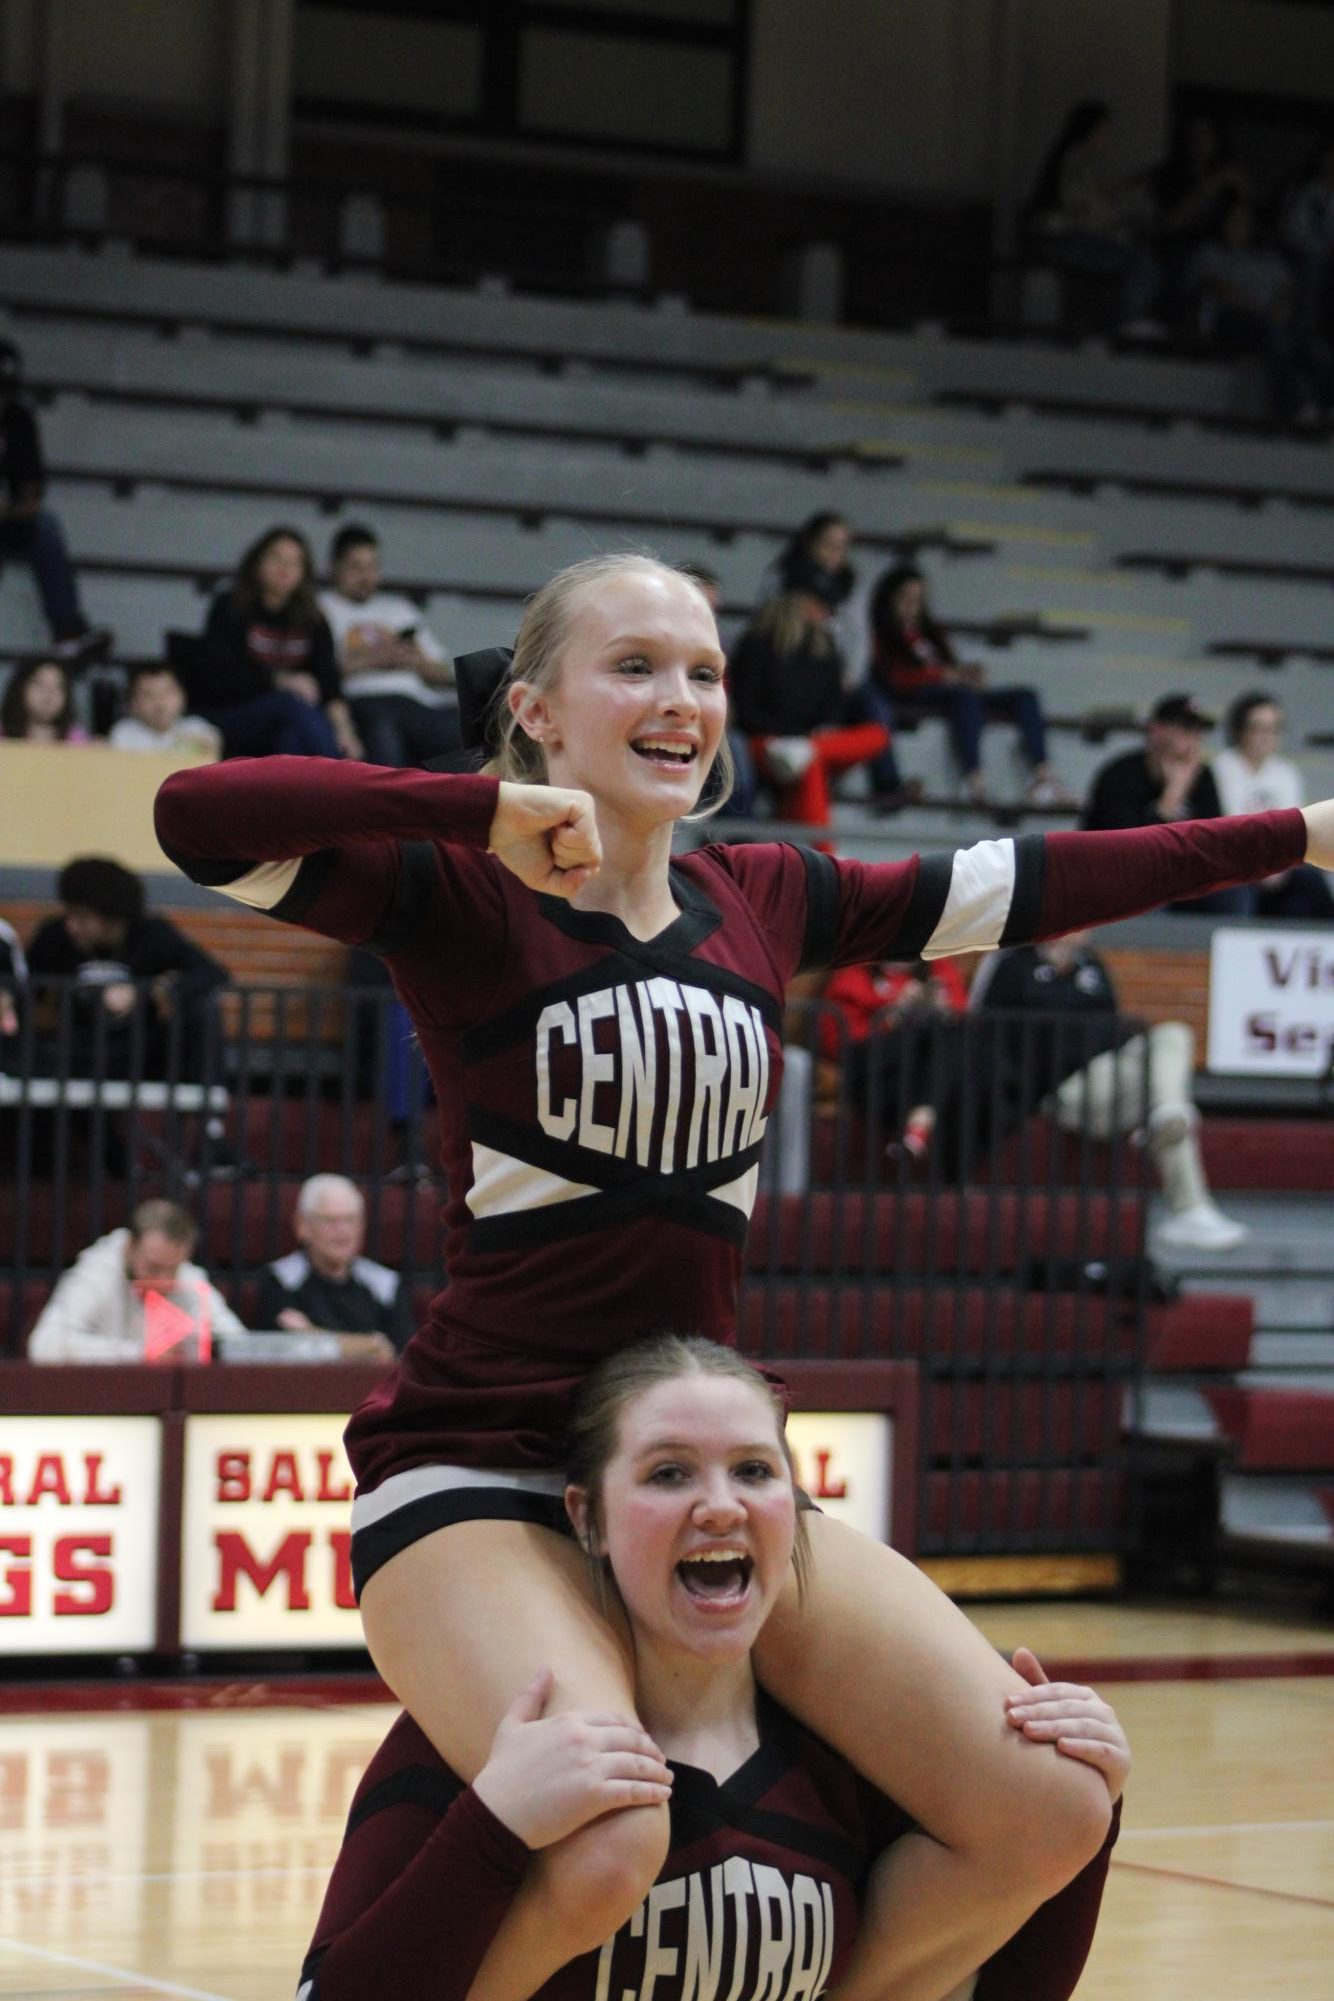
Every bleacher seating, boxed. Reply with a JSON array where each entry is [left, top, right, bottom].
[[3, 243, 1334, 808], [5, 241, 1334, 1580]]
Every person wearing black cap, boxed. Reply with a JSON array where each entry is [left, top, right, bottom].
[[0, 340, 111, 667], [25, 855, 229, 1076], [1081, 693, 1247, 913]]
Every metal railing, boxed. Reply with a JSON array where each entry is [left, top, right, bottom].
[[1, 980, 1152, 1556]]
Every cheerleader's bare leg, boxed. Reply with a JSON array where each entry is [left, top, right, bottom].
[[754, 1516, 1111, 2001]]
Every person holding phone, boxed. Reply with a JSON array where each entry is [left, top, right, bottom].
[[320, 522, 461, 766]]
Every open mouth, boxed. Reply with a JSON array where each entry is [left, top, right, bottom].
[[632, 738, 698, 769], [676, 1551, 753, 1606]]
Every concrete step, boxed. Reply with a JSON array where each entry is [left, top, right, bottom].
[[1152, 1194, 1334, 1279], [1251, 1331, 1334, 1368], [1188, 1277, 1334, 1331]]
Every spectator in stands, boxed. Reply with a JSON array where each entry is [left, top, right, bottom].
[[1026, 100, 1162, 337], [974, 932, 1247, 1252], [821, 955, 971, 1165], [728, 589, 904, 828], [769, 511, 862, 664], [1148, 113, 1250, 301], [0, 656, 90, 742], [0, 339, 111, 667], [0, 915, 25, 1044], [109, 664, 221, 757], [319, 523, 461, 767], [676, 559, 757, 819], [1281, 133, 1334, 342], [255, 1174, 413, 1358], [193, 526, 359, 759], [1187, 195, 1334, 426], [25, 855, 229, 1077], [868, 565, 1074, 808], [28, 1197, 244, 1362], [1082, 692, 1247, 914], [1213, 692, 1333, 918]]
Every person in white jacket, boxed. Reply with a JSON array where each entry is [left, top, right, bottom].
[[28, 1198, 244, 1362]]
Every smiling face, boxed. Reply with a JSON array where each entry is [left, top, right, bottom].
[[575, 1372, 797, 1666], [510, 566, 727, 829]]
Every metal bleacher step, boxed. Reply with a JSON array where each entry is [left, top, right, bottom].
[[1188, 1280, 1334, 1333], [1250, 1331, 1334, 1368]]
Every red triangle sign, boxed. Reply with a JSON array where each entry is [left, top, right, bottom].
[[143, 1286, 211, 1363]]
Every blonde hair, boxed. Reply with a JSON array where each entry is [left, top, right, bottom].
[[749, 591, 834, 659], [565, 1333, 810, 1603], [485, 553, 734, 818]]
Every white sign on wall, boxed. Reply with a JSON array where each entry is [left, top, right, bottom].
[[786, 1412, 893, 1542], [1208, 927, 1334, 1076], [0, 1417, 160, 1653], [180, 1413, 361, 1650]]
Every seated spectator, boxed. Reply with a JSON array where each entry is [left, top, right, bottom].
[[25, 855, 229, 1077], [109, 664, 221, 757], [821, 955, 971, 1164], [1280, 133, 1334, 340], [0, 340, 111, 667], [254, 1173, 413, 1358], [28, 1198, 245, 1362], [868, 565, 1074, 808], [1026, 99, 1162, 336], [318, 523, 461, 767], [191, 526, 358, 759], [729, 589, 904, 827], [974, 933, 1247, 1252], [1186, 195, 1334, 426], [1148, 112, 1250, 306], [0, 656, 90, 742], [1082, 692, 1246, 914], [676, 559, 757, 818], [0, 915, 25, 1043], [1213, 692, 1333, 919], [769, 510, 862, 664]]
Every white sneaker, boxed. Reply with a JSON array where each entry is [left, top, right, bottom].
[[1155, 1202, 1249, 1253], [764, 736, 816, 786]]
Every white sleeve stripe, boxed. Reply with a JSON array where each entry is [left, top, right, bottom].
[[217, 858, 303, 910], [922, 838, 1016, 959]]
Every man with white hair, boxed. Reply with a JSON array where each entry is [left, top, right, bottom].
[[255, 1174, 413, 1357]]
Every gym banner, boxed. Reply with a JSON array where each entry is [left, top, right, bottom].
[[785, 1413, 893, 1542], [1208, 926, 1334, 1075], [180, 1414, 361, 1650], [0, 1417, 161, 1654]]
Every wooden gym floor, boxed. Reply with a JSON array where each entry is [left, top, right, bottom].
[[0, 1600, 1330, 2001]]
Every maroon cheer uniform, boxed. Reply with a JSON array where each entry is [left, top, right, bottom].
[[156, 759, 1306, 1589], [296, 1692, 1119, 2001]]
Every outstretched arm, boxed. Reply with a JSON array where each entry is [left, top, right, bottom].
[[808, 807, 1311, 971]]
